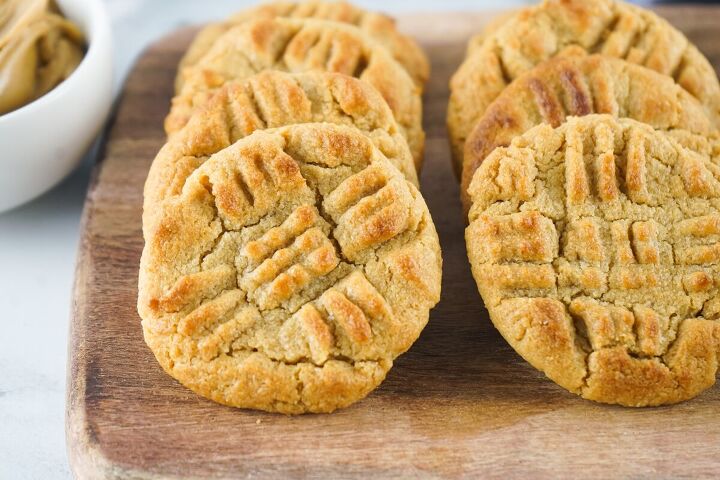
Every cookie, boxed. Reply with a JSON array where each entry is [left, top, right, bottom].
[[176, 0, 429, 92], [138, 123, 442, 413], [145, 71, 418, 231], [466, 114, 720, 406], [167, 17, 424, 167], [448, 0, 720, 178], [460, 51, 720, 212]]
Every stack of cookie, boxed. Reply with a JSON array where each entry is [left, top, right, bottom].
[[138, 1, 442, 414], [450, 0, 720, 406]]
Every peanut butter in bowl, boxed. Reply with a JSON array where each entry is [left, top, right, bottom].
[[0, 0, 86, 115]]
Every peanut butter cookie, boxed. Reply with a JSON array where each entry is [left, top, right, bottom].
[[448, 0, 720, 178], [461, 52, 719, 212], [466, 115, 720, 406], [139, 123, 442, 413], [145, 71, 417, 231], [168, 17, 424, 168], [176, 0, 429, 92]]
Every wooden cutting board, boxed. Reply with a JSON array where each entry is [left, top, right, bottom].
[[67, 9, 720, 479]]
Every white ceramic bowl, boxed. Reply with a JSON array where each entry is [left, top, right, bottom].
[[0, 0, 113, 213]]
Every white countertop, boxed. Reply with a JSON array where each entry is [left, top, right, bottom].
[[0, 0, 602, 478]]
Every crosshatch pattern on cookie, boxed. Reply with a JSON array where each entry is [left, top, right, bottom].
[[168, 17, 424, 164], [448, 0, 720, 176], [459, 52, 720, 212], [139, 123, 441, 413], [176, 0, 430, 92], [466, 115, 720, 406], [145, 71, 418, 235]]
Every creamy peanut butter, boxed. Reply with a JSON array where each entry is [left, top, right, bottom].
[[0, 0, 85, 115]]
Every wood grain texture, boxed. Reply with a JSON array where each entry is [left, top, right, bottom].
[[67, 10, 720, 479]]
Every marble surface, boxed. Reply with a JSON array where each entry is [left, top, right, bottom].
[[1, 0, 659, 478]]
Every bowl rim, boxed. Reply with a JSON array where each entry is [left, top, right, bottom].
[[0, 0, 112, 124]]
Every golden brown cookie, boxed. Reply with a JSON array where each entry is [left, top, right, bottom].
[[168, 17, 424, 168], [139, 123, 442, 413], [460, 52, 720, 212], [448, 0, 720, 178], [176, 0, 429, 92], [145, 70, 418, 231], [466, 114, 720, 406]]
